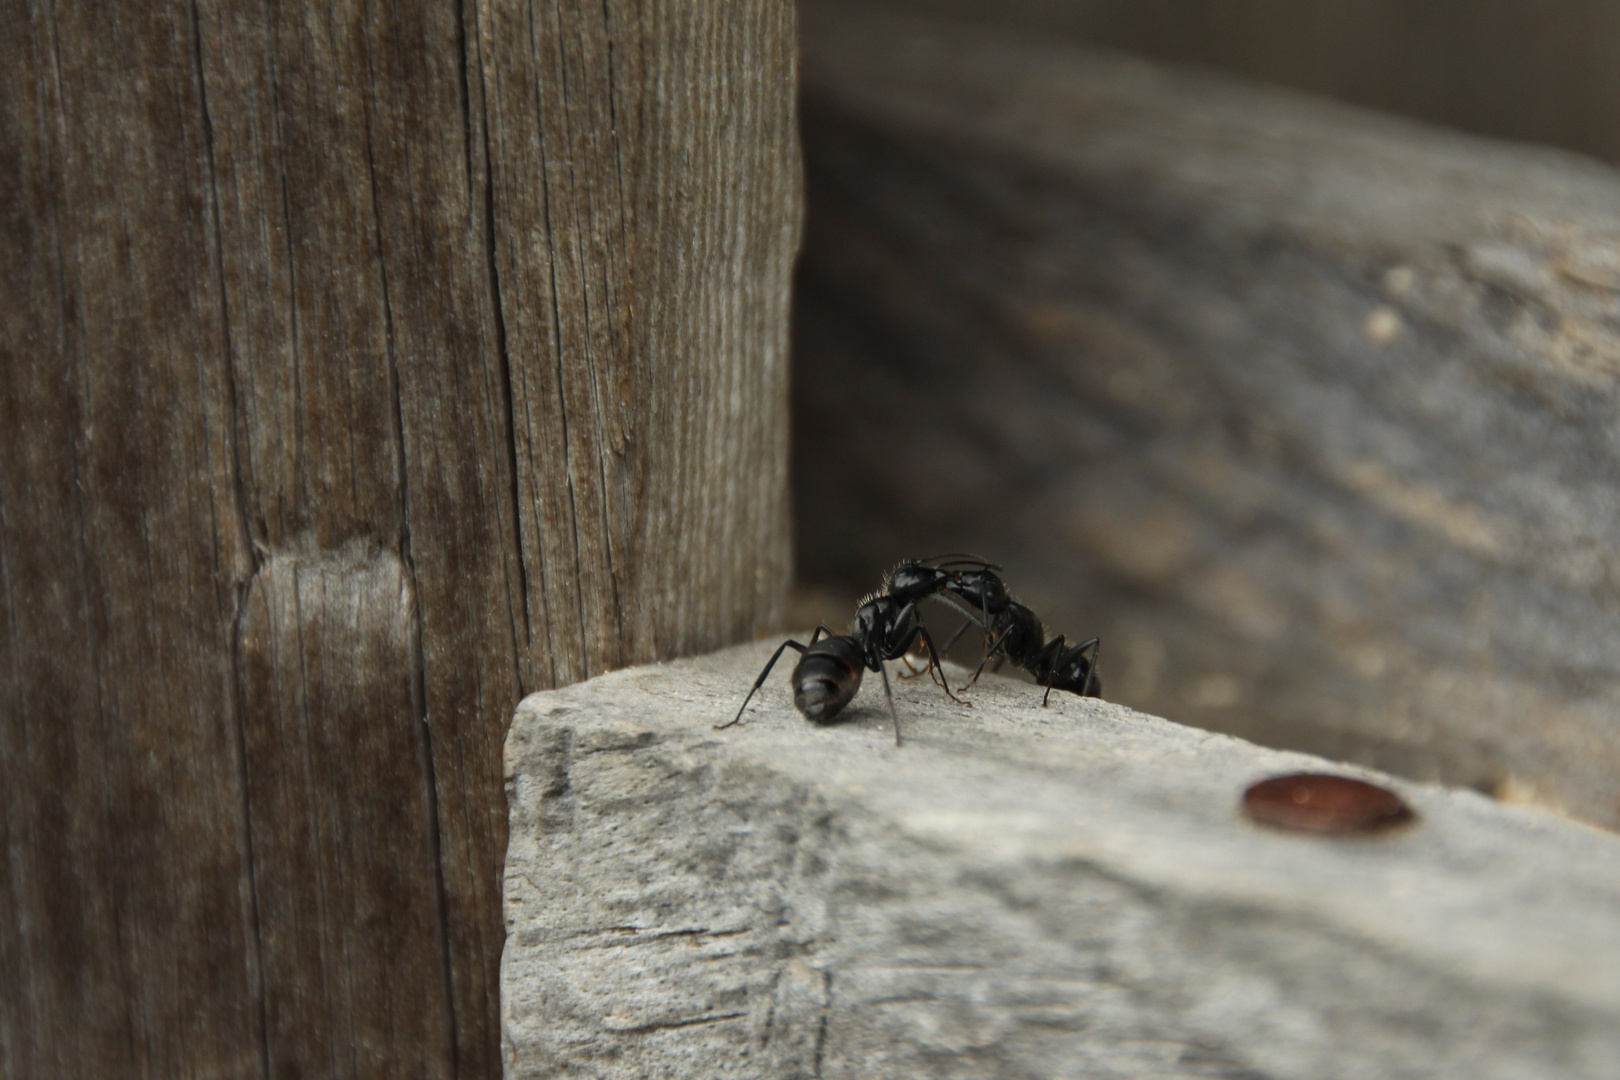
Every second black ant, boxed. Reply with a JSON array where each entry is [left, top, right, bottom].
[[934, 566, 1103, 702]]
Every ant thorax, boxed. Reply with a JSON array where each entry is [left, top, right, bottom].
[[850, 595, 900, 642]]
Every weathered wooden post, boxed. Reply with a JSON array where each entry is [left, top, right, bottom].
[[0, 1, 799, 1076]]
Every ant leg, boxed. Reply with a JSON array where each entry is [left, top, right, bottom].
[[897, 652, 928, 680], [935, 591, 994, 658], [915, 626, 968, 705], [962, 624, 1015, 692], [1052, 636, 1101, 700], [715, 638, 809, 730], [891, 600, 942, 692], [1078, 637, 1102, 697], [1029, 635, 1067, 707], [926, 586, 984, 647], [890, 602, 935, 681], [938, 615, 977, 655], [1037, 636, 1101, 706], [889, 624, 968, 705], [878, 660, 902, 747]]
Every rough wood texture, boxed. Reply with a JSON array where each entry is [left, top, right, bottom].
[[0, 2, 798, 1077], [793, 3, 1620, 831], [503, 642, 1620, 1078]]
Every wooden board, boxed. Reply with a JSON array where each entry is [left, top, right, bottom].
[[504, 643, 1620, 1078], [0, 2, 798, 1076]]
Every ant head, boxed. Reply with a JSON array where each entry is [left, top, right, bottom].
[[885, 561, 949, 601], [946, 566, 1010, 611], [886, 554, 1001, 601]]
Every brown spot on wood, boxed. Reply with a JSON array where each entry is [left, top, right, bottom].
[[1244, 773, 1414, 835]]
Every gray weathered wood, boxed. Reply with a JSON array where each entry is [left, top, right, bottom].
[[793, 3, 1620, 830], [504, 641, 1620, 1078], [0, 2, 798, 1077]]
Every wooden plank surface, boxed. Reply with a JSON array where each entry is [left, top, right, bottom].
[[793, 3, 1620, 831], [0, 2, 798, 1077], [503, 643, 1620, 1078]]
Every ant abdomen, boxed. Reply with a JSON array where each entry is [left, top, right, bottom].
[[717, 583, 961, 746], [791, 636, 864, 722]]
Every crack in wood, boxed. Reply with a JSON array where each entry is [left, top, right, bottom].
[[605, 1011, 748, 1036]]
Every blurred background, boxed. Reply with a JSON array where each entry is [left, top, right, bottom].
[[788, 0, 1620, 828], [866, 0, 1620, 164]]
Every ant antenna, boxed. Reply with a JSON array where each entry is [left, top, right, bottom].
[[917, 551, 1001, 570]]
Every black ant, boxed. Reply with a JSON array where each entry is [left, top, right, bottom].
[[716, 558, 982, 746], [935, 567, 1103, 703], [881, 554, 1005, 676]]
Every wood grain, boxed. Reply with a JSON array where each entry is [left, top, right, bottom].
[[503, 644, 1620, 1079], [0, 1, 798, 1076], [793, 3, 1620, 830]]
